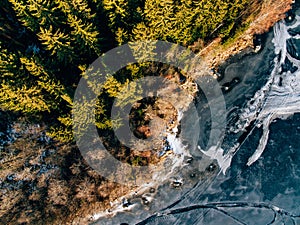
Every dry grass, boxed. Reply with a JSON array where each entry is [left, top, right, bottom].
[[198, 0, 293, 68], [248, 0, 293, 34], [0, 121, 131, 224]]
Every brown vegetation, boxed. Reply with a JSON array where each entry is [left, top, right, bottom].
[[248, 0, 293, 34], [136, 125, 152, 138], [0, 121, 132, 224], [199, 0, 293, 68], [128, 96, 178, 163]]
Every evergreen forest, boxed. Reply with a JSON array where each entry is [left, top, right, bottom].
[[1, 0, 257, 142]]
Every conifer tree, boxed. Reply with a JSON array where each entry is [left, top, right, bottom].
[[0, 48, 69, 114], [54, 0, 101, 55], [0, 48, 47, 113], [134, 0, 176, 41], [38, 25, 73, 63], [8, 0, 61, 34], [103, 0, 144, 45], [1, 0, 254, 143]]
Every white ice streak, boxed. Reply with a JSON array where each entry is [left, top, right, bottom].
[[203, 18, 300, 172], [247, 115, 271, 166], [89, 18, 300, 222], [198, 145, 234, 175], [273, 22, 288, 64], [167, 110, 188, 155], [247, 20, 300, 166], [237, 18, 300, 166]]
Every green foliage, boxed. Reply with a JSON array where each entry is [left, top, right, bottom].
[[0, 45, 72, 115], [47, 115, 74, 142], [1, 0, 256, 142], [132, 0, 251, 45], [38, 26, 73, 62], [102, 0, 144, 45], [103, 76, 125, 98], [8, 0, 58, 33]]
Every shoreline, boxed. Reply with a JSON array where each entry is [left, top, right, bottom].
[[85, 4, 296, 223], [199, 0, 293, 69], [0, 1, 296, 224]]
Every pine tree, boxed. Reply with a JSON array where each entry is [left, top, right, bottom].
[[143, 0, 176, 40], [54, 0, 101, 55], [1, 0, 254, 143], [0, 1, 25, 49], [103, 0, 144, 45], [8, 0, 61, 33], [38, 25, 73, 63], [0, 44, 72, 111], [0, 48, 45, 113]]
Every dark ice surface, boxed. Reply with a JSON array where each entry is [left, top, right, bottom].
[[129, 4, 300, 225]]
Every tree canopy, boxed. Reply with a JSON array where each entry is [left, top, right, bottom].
[[1, 0, 254, 141]]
